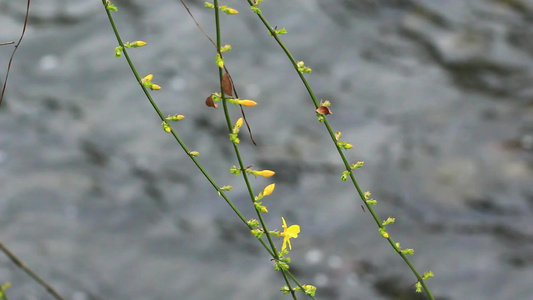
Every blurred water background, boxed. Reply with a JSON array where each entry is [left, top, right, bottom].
[[1, 0, 533, 299]]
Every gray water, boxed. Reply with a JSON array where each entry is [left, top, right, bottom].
[[1, 0, 533, 299]]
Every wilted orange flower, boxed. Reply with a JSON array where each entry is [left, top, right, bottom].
[[236, 99, 257, 107]]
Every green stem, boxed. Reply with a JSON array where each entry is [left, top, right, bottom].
[[245, 2, 434, 299], [102, 1, 315, 298], [101, 0, 272, 254], [212, 1, 303, 299]]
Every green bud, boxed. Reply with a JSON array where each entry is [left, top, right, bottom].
[[303, 285, 317, 296], [422, 271, 434, 280], [162, 121, 171, 133], [220, 185, 232, 191], [220, 44, 232, 52], [251, 228, 264, 238], [281, 286, 291, 295], [337, 141, 353, 149], [274, 261, 289, 271], [114, 46, 123, 57], [166, 114, 185, 121], [415, 281, 422, 293], [351, 161, 364, 169], [247, 219, 259, 227], [382, 217, 395, 226], [280, 256, 291, 263], [106, 1, 118, 11], [334, 131, 342, 140], [215, 53, 224, 68], [296, 61, 312, 73], [401, 248, 414, 255], [341, 170, 349, 181], [230, 166, 241, 175], [379, 227, 389, 238]]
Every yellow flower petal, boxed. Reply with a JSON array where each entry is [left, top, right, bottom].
[[132, 40, 147, 47], [262, 183, 275, 196], [254, 170, 275, 177], [141, 74, 153, 83], [286, 225, 300, 238], [282, 236, 291, 250], [280, 217, 300, 250], [235, 117, 243, 128]]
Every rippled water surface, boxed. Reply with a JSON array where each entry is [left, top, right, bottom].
[[1, 0, 533, 299]]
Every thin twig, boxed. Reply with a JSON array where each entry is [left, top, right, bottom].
[[210, 2, 308, 298], [0, 42, 15, 46], [178, 0, 256, 144], [102, 1, 313, 297], [0, 0, 30, 106], [0, 242, 65, 300], [244, 1, 434, 298]]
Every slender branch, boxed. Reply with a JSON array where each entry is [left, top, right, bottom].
[[102, 0, 270, 249], [102, 2, 315, 298], [178, 0, 256, 144], [0, 5, 66, 299], [0, 0, 30, 106], [211, 2, 299, 299], [244, 2, 434, 299], [0, 242, 65, 300], [100, 3, 274, 258]]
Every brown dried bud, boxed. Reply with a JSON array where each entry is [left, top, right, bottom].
[[316, 105, 332, 115], [221, 73, 233, 96], [205, 95, 218, 108]]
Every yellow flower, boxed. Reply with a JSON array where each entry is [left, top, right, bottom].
[[140, 74, 153, 83], [252, 169, 275, 177], [262, 183, 275, 196], [166, 114, 185, 121], [235, 117, 243, 128], [225, 8, 239, 14], [281, 217, 300, 251], [162, 121, 171, 133], [131, 40, 147, 47]]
